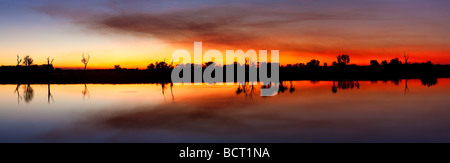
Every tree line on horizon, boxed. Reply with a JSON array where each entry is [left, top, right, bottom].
[[2, 52, 439, 72], [4, 53, 92, 70], [282, 53, 434, 69]]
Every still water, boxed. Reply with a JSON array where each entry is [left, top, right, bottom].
[[0, 79, 449, 143]]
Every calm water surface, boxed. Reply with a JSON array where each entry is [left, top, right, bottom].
[[0, 79, 449, 143]]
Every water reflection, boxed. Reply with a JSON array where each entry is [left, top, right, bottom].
[[289, 81, 295, 94], [14, 84, 21, 104], [404, 79, 409, 95], [82, 84, 90, 100], [1, 78, 448, 142], [160, 83, 174, 102], [331, 81, 360, 94], [13, 84, 35, 104], [421, 78, 438, 87], [48, 84, 54, 104], [9, 78, 442, 104], [23, 84, 34, 103], [236, 83, 256, 98]]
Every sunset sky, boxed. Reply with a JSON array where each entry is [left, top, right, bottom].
[[1, 0, 450, 69]]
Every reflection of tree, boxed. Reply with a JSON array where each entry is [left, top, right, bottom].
[[332, 81, 360, 94], [13, 84, 35, 104], [170, 83, 174, 102], [23, 84, 34, 103], [421, 78, 438, 87], [48, 84, 54, 104], [393, 80, 400, 86], [161, 83, 174, 102], [236, 82, 256, 98], [289, 81, 295, 94], [237, 82, 295, 97], [82, 84, 90, 100], [404, 79, 409, 95], [14, 84, 22, 104], [278, 82, 288, 94], [161, 83, 166, 101]]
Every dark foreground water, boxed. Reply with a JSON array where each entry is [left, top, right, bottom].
[[0, 79, 449, 143]]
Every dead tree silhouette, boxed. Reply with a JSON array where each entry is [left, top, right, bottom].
[[81, 53, 90, 70], [48, 84, 54, 104], [23, 55, 33, 67], [82, 84, 90, 100], [16, 55, 22, 66], [404, 51, 409, 64], [47, 57, 54, 65]]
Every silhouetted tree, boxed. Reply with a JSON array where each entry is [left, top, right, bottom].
[[148, 61, 174, 71], [293, 63, 305, 68], [370, 60, 380, 66], [147, 63, 155, 70], [390, 58, 402, 65], [203, 61, 215, 67], [81, 53, 90, 70], [23, 55, 33, 67], [156, 61, 172, 70], [337, 54, 350, 65], [47, 57, 54, 65], [16, 55, 22, 66], [404, 51, 409, 64], [381, 60, 388, 66], [307, 59, 320, 67], [114, 65, 122, 70]]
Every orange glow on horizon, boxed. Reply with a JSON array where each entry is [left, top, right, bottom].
[[4, 50, 449, 70]]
